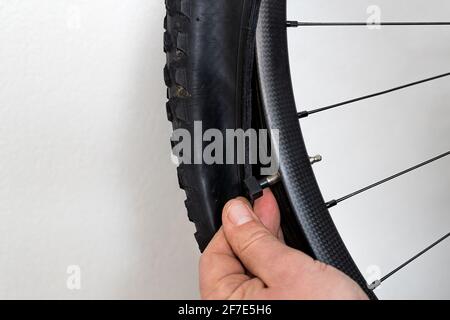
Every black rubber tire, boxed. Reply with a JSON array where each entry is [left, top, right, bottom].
[[164, 0, 377, 299], [164, 0, 261, 251]]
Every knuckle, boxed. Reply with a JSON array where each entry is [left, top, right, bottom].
[[204, 275, 249, 300], [312, 260, 330, 273], [238, 228, 272, 256], [228, 284, 248, 300]]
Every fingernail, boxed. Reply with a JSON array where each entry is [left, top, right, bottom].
[[227, 201, 253, 226]]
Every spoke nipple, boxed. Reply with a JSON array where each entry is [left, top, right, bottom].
[[367, 280, 381, 291], [297, 111, 309, 119], [310, 155, 323, 165], [286, 20, 299, 28], [325, 200, 338, 209]]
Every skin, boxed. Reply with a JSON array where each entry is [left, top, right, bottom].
[[199, 189, 369, 300]]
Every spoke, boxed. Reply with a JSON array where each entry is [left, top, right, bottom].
[[368, 232, 450, 290], [298, 72, 450, 119], [326, 151, 450, 209], [287, 21, 450, 27]]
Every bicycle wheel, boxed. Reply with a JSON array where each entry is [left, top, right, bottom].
[[164, 0, 449, 300]]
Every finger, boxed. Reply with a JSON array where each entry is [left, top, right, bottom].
[[199, 227, 250, 299], [222, 198, 313, 286], [253, 189, 283, 240]]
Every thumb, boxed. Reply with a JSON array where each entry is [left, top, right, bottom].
[[222, 197, 311, 287]]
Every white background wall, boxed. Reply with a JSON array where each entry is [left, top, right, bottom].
[[0, 0, 448, 299], [289, 0, 450, 299], [0, 0, 199, 299]]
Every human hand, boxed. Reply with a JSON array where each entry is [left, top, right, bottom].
[[199, 190, 368, 300]]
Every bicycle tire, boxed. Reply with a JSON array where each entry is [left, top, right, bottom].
[[164, 0, 377, 299]]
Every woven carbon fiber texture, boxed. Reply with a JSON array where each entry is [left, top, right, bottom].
[[255, 0, 377, 300]]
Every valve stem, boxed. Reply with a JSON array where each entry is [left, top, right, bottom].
[[310, 155, 323, 165]]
